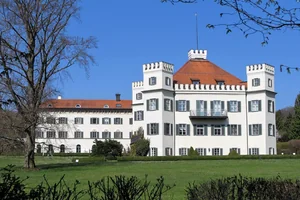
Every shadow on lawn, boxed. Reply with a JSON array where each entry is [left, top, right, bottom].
[[36, 161, 120, 170]]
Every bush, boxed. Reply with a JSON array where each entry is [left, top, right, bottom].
[[131, 138, 150, 156], [186, 175, 300, 200], [92, 139, 123, 159], [228, 149, 239, 156], [188, 147, 199, 156]]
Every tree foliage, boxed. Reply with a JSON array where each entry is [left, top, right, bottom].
[[92, 139, 123, 158], [188, 147, 199, 156], [0, 0, 97, 168], [288, 139, 300, 154], [290, 94, 300, 139], [130, 128, 150, 156]]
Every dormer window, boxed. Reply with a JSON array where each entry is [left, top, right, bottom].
[[116, 104, 122, 108], [75, 104, 81, 108], [216, 80, 225, 86], [47, 104, 52, 108], [191, 79, 200, 85], [103, 104, 109, 108]]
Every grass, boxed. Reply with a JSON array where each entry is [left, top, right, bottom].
[[1, 156, 300, 199]]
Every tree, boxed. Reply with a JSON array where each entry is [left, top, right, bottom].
[[188, 147, 199, 156], [288, 139, 300, 154], [130, 128, 150, 156], [290, 94, 300, 139], [0, 0, 97, 168], [162, 0, 300, 72], [92, 139, 123, 158]]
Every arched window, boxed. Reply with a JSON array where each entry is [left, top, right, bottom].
[[76, 144, 81, 153], [60, 144, 65, 153], [37, 144, 41, 154], [48, 144, 54, 154]]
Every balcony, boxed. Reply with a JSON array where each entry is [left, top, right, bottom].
[[189, 109, 228, 119]]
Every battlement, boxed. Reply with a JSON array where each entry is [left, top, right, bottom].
[[175, 84, 246, 92], [132, 81, 144, 89], [188, 49, 207, 60], [247, 63, 275, 74], [143, 61, 174, 73]]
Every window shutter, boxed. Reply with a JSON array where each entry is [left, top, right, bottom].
[[273, 125, 275, 136], [121, 132, 123, 139], [249, 148, 251, 155], [90, 118, 92, 124], [164, 123, 167, 135], [97, 118, 99, 124], [90, 132, 92, 138], [259, 124, 262, 135], [186, 101, 190, 111], [193, 125, 196, 135], [220, 148, 223, 156], [272, 101, 274, 113], [221, 101, 225, 111], [157, 123, 159, 134], [176, 124, 179, 135], [165, 77, 167, 85], [114, 118, 116, 124], [147, 100, 149, 111], [102, 118, 105, 124], [142, 111, 144, 120], [249, 125, 252, 135], [252, 79, 254, 86], [204, 125, 208, 136], [164, 99, 167, 111], [170, 148, 173, 156], [227, 125, 231, 136], [204, 148, 206, 156], [211, 125, 214, 136], [179, 148, 182, 155], [258, 78, 260, 85], [238, 125, 242, 136], [222, 125, 225, 136], [238, 101, 241, 112], [170, 100, 173, 111], [196, 100, 200, 111], [268, 124, 270, 135], [134, 112, 137, 121], [176, 101, 179, 111], [258, 100, 262, 111], [147, 124, 150, 135], [154, 77, 156, 84], [156, 99, 159, 110], [97, 132, 99, 138], [165, 148, 168, 156], [268, 100, 271, 112], [149, 77, 151, 85], [109, 132, 111, 139], [257, 148, 260, 155], [238, 149, 241, 154], [171, 124, 173, 135], [248, 101, 251, 112], [212, 148, 215, 155], [187, 124, 190, 135], [210, 101, 213, 111], [227, 101, 230, 112], [109, 118, 111, 124]]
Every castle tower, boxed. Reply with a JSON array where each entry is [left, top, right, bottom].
[[246, 64, 276, 155], [141, 61, 175, 156]]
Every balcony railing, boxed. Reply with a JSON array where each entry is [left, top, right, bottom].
[[189, 109, 228, 119]]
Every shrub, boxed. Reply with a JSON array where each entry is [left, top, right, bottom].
[[188, 147, 199, 156], [228, 149, 239, 156], [131, 138, 150, 156], [92, 139, 123, 159], [186, 175, 300, 200]]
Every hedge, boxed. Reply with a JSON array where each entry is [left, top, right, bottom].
[[35, 153, 91, 157]]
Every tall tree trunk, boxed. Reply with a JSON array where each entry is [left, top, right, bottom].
[[24, 127, 36, 169]]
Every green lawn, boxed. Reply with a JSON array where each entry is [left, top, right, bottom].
[[1, 156, 300, 199]]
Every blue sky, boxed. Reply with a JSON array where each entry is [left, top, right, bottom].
[[58, 0, 300, 110]]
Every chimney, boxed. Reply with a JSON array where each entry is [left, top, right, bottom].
[[188, 49, 207, 60], [57, 96, 62, 100], [115, 93, 121, 101]]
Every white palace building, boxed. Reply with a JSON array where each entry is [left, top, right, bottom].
[[36, 49, 277, 156]]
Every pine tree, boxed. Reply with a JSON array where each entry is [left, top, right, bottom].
[[290, 94, 300, 139], [276, 110, 285, 131]]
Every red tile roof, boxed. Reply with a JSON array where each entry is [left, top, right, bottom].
[[40, 99, 132, 109], [173, 59, 246, 86]]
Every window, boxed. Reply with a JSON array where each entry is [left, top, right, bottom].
[[249, 148, 259, 155], [74, 131, 83, 139], [165, 77, 171, 86], [129, 118, 133, 124], [252, 78, 260, 86], [60, 144, 65, 153], [90, 131, 99, 138], [36, 144, 41, 154], [216, 81, 225, 86], [249, 100, 261, 112], [192, 79, 200, 84], [176, 124, 190, 136], [46, 117, 56, 124], [102, 131, 110, 139], [102, 117, 111, 124], [58, 117, 68, 124], [211, 100, 225, 116], [211, 125, 225, 136], [114, 131, 123, 139], [228, 124, 241, 136], [76, 145, 81, 153], [268, 100, 274, 113], [249, 124, 262, 136], [194, 125, 207, 136], [129, 131, 133, 138], [114, 118, 123, 124], [74, 117, 84, 124], [230, 148, 241, 154], [48, 144, 54, 154], [176, 100, 190, 112], [165, 147, 172, 156], [228, 101, 241, 112], [103, 104, 109, 108], [35, 131, 44, 138], [47, 104, 52, 108], [75, 104, 81, 108], [195, 148, 206, 156], [150, 147, 158, 156], [212, 148, 223, 156], [164, 123, 173, 135], [116, 104, 122, 108], [147, 123, 159, 135], [58, 131, 68, 138], [46, 131, 55, 138], [147, 99, 158, 111], [149, 77, 156, 85], [134, 111, 144, 121], [268, 78, 272, 87], [164, 99, 173, 111], [179, 148, 188, 156], [90, 118, 99, 124], [268, 124, 275, 136], [136, 93, 142, 100], [269, 147, 275, 155]]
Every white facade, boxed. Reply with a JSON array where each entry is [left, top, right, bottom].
[[36, 49, 277, 156]]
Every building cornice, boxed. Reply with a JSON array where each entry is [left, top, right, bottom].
[[39, 108, 132, 113]]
